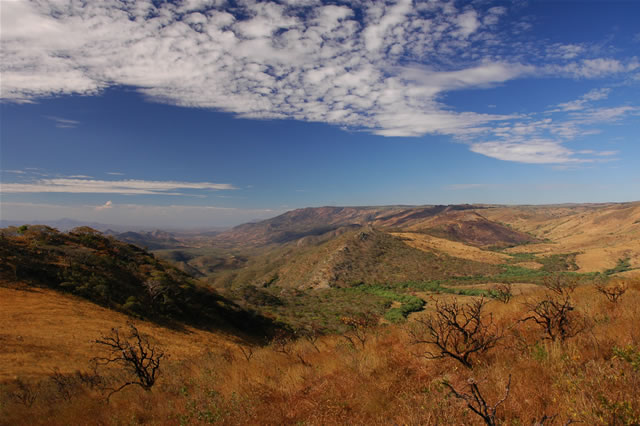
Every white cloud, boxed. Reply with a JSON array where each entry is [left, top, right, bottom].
[[45, 116, 80, 128], [1, 0, 637, 165], [0, 0, 528, 139], [547, 58, 637, 79], [470, 139, 582, 164], [454, 10, 479, 38], [468, 87, 638, 164], [1, 178, 236, 195], [95, 200, 113, 210], [553, 88, 611, 112]]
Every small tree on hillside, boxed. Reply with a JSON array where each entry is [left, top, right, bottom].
[[341, 312, 378, 350], [491, 283, 513, 304], [93, 323, 164, 399], [442, 375, 512, 426], [595, 280, 628, 304], [409, 297, 503, 369], [522, 275, 586, 342]]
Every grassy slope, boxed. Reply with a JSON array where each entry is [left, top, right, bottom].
[[482, 202, 640, 273], [0, 285, 240, 381], [2, 279, 639, 425], [0, 225, 279, 338]]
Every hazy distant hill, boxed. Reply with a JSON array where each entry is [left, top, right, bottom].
[[105, 229, 188, 250], [212, 204, 534, 248]]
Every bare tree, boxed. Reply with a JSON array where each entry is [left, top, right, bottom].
[[409, 297, 502, 369], [522, 276, 586, 342], [442, 375, 511, 426], [491, 283, 513, 304], [595, 281, 628, 303], [341, 312, 378, 350], [93, 323, 164, 399]]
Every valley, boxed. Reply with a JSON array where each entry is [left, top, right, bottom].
[[1, 202, 639, 424]]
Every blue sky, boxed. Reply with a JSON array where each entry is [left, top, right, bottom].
[[1, 0, 639, 228]]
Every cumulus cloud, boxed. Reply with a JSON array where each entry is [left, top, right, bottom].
[[1, 0, 637, 164], [1, 178, 236, 195]]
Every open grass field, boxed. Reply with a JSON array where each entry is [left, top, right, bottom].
[[0, 284, 241, 382], [483, 202, 640, 273], [2, 278, 639, 425], [392, 231, 511, 264]]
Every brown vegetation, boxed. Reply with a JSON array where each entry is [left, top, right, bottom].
[[3, 279, 639, 425], [409, 297, 502, 368]]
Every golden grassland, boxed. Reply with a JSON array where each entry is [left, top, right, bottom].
[[0, 284, 243, 382], [391, 232, 511, 265], [2, 278, 639, 425], [483, 202, 640, 273]]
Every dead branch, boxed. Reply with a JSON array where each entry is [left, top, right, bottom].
[[93, 323, 164, 400], [341, 312, 378, 350], [595, 281, 628, 303], [443, 374, 511, 426], [521, 290, 587, 342], [409, 297, 503, 368]]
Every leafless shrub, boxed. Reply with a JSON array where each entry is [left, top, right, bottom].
[[595, 281, 628, 303], [49, 369, 80, 401], [270, 329, 294, 356], [270, 329, 311, 366], [491, 283, 513, 304], [297, 322, 325, 353], [341, 312, 378, 350], [9, 379, 39, 407], [543, 274, 577, 296], [522, 276, 587, 342], [93, 323, 164, 400], [74, 370, 104, 390], [238, 345, 255, 362], [442, 375, 511, 426], [409, 297, 503, 369]]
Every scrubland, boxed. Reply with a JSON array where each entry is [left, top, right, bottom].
[[2, 278, 639, 425]]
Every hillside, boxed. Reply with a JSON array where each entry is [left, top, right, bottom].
[[212, 204, 534, 249], [0, 225, 278, 337], [154, 203, 639, 299], [0, 285, 239, 381], [3, 278, 639, 425], [482, 202, 640, 273]]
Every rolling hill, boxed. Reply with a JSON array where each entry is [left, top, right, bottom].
[[0, 225, 279, 338]]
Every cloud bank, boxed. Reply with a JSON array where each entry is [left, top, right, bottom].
[[1, 178, 235, 195], [1, 0, 638, 163]]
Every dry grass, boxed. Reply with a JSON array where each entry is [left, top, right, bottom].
[[484, 202, 640, 273], [391, 232, 510, 264], [2, 278, 639, 425], [0, 284, 242, 382]]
